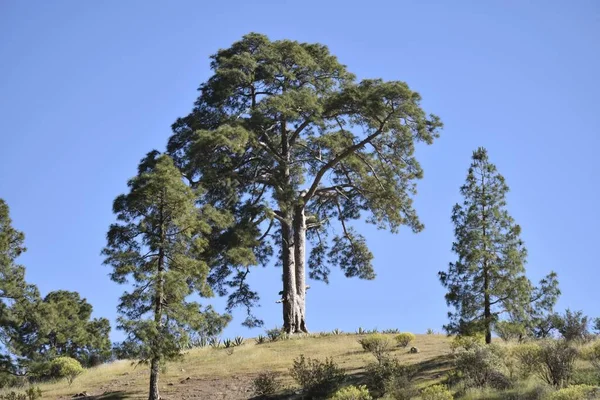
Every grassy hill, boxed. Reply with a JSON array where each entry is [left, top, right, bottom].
[[12, 333, 453, 399]]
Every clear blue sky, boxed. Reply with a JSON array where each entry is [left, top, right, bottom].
[[1, 1, 599, 342]]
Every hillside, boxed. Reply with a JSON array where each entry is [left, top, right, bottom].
[[21, 333, 453, 399]]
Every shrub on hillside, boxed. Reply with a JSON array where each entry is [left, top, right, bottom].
[[450, 334, 485, 352], [495, 321, 527, 342], [554, 310, 591, 342], [547, 384, 600, 400], [49, 357, 83, 386], [266, 327, 285, 342], [358, 334, 394, 363], [454, 342, 509, 389], [329, 385, 372, 400], [511, 342, 542, 379], [394, 333, 416, 348], [365, 357, 417, 398], [420, 384, 454, 400], [581, 340, 600, 374], [290, 354, 346, 397], [536, 340, 579, 387], [0, 387, 42, 400], [252, 371, 282, 397]]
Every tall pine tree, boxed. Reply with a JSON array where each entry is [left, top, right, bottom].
[[0, 199, 38, 374], [167, 33, 442, 333], [439, 148, 558, 344], [102, 153, 231, 400]]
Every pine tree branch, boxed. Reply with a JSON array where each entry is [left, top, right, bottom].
[[303, 115, 392, 203]]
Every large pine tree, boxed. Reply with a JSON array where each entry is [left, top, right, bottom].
[[0, 199, 38, 374], [439, 148, 557, 344], [102, 153, 231, 400], [167, 33, 442, 333]]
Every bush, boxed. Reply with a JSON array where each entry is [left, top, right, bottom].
[[454, 343, 508, 388], [547, 384, 600, 400], [329, 385, 372, 400], [450, 334, 485, 352], [266, 327, 285, 342], [582, 340, 600, 374], [495, 321, 527, 342], [252, 371, 282, 397], [49, 357, 84, 386], [394, 333, 416, 348], [512, 342, 542, 379], [536, 340, 579, 387], [0, 387, 42, 400], [25, 388, 42, 400], [358, 334, 394, 363], [421, 384, 454, 400], [290, 354, 346, 397], [365, 357, 416, 398], [554, 310, 591, 342]]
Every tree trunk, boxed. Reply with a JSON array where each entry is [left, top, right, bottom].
[[484, 270, 491, 344], [149, 206, 165, 400], [292, 205, 308, 333], [148, 357, 160, 400], [281, 218, 297, 334]]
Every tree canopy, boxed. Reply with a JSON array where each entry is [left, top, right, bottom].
[[167, 32, 443, 332], [439, 148, 559, 343], [103, 153, 231, 400]]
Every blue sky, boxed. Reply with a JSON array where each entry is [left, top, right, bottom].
[[1, 1, 598, 342]]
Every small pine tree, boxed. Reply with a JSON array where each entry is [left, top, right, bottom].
[[103, 153, 231, 400], [439, 148, 557, 344]]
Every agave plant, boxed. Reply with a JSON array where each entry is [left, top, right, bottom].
[[255, 335, 266, 344], [223, 338, 234, 348], [331, 328, 343, 335], [234, 336, 244, 346], [266, 327, 283, 342], [356, 327, 366, 335], [209, 337, 221, 348]]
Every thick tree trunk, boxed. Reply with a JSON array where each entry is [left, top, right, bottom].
[[148, 357, 160, 400], [293, 205, 308, 333], [281, 219, 297, 334]]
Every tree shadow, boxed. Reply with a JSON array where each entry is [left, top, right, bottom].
[[88, 391, 130, 400]]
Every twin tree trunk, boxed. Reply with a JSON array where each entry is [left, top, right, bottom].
[[281, 205, 308, 334]]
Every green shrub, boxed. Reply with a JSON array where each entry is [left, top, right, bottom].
[[554, 310, 591, 342], [582, 340, 600, 374], [25, 388, 42, 400], [266, 327, 284, 342], [421, 384, 453, 400], [547, 384, 600, 400], [536, 340, 579, 387], [329, 385, 372, 400], [454, 343, 509, 388], [511, 342, 542, 379], [365, 357, 416, 398], [495, 321, 527, 342], [49, 357, 84, 386], [0, 387, 42, 400], [571, 368, 600, 386], [450, 334, 485, 352], [394, 333, 416, 348], [252, 371, 282, 397], [358, 334, 394, 362], [290, 354, 346, 397]]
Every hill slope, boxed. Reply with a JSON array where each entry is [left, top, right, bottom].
[[27, 333, 453, 399]]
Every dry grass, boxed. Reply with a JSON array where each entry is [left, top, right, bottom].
[[7, 333, 453, 399]]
